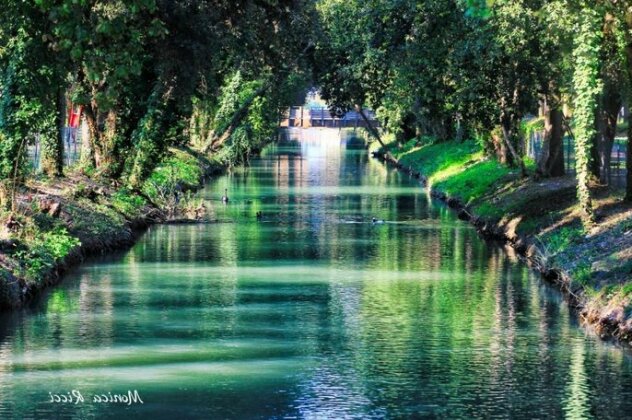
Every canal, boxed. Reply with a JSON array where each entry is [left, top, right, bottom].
[[1, 128, 632, 418]]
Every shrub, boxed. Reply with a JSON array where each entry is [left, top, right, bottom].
[[111, 188, 146, 217], [15, 227, 81, 282], [143, 149, 203, 204]]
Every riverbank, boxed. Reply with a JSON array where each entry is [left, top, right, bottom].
[[0, 147, 223, 310], [373, 138, 632, 345]]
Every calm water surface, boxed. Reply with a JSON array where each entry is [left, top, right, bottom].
[[1, 128, 632, 418]]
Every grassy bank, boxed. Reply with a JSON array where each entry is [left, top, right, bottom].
[[375, 138, 632, 344], [0, 148, 223, 309]]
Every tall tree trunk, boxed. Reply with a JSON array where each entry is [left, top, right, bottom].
[[83, 105, 120, 177], [202, 84, 269, 154], [589, 122, 601, 178], [41, 88, 65, 177], [128, 85, 172, 189], [625, 10, 632, 201], [96, 110, 119, 176], [413, 96, 423, 139], [572, 5, 602, 225], [594, 12, 622, 185], [82, 104, 99, 169], [537, 95, 565, 177], [356, 106, 385, 148], [491, 127, 511, 165], [499, 111, 528, 177], [627, 109, 632, 201], [597, 83, 621, 185], [399, 112, 417, 145]]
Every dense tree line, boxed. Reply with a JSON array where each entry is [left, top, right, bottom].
[[2, 0, 632, 229], [313, 0, 632, 226], [0, 0, 315, 206]]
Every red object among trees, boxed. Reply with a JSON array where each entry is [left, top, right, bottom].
[[67, 104, 83, 128]]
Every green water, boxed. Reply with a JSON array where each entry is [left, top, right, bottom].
[[1, 128, 632, 419]]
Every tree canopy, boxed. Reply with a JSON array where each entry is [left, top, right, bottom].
[[1, 0, 632, 226]]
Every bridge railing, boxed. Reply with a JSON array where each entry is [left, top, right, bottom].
[[280, 106, 379, 128]]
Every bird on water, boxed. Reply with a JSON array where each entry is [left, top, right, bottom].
[[222, 189, 229, 203]]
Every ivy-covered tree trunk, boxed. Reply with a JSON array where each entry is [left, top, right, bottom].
[[40, 89, 65, 177], [83, 105, 123, 177], [190, 99, 214, 150], [0, 69, 23, 182], [79, 116, 95, 169], [128, 86, 172, 189], [440, 115, 456, 142], [202, 83, 269, 154], [572, 5, 603, 225], [0, 87, 25, 210], [537, 94, 565, 177], [398, 112, 417, 144], [97, 110, 120, 176], [0, 58, 32, 210]]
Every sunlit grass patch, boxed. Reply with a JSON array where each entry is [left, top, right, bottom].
[[434, 160, 512, 205], [395, 140, 481, 177]]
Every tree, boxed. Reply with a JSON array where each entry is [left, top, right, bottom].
[[41, 0, 167, 176], [313, 0, 407, 148], [619, 5, 632, 201], [595, 11, 626, 185], [537, 93, 566, 177], [0, 1, 68, 206], [535, 0, 576, 178], [572, 4, 603, 225]]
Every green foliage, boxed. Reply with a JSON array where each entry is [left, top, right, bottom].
[[15, 227, 80, 282], [521, 118, 545, 140], [213, 72, 260, 134], [0, 26, 59, 181], [200, 69, 306, 166], [127, 85, 171, 188], [14, 0, 316, 180], [111, 188, 146, 217], [142, 149, 202, 204], [0, 1, 70, 184]]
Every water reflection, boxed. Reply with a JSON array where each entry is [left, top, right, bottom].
[[0, 128, 631, 418]]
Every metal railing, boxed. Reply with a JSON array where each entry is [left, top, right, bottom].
[[527, 131, 627, 186], [27, 127, 82, 171]]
